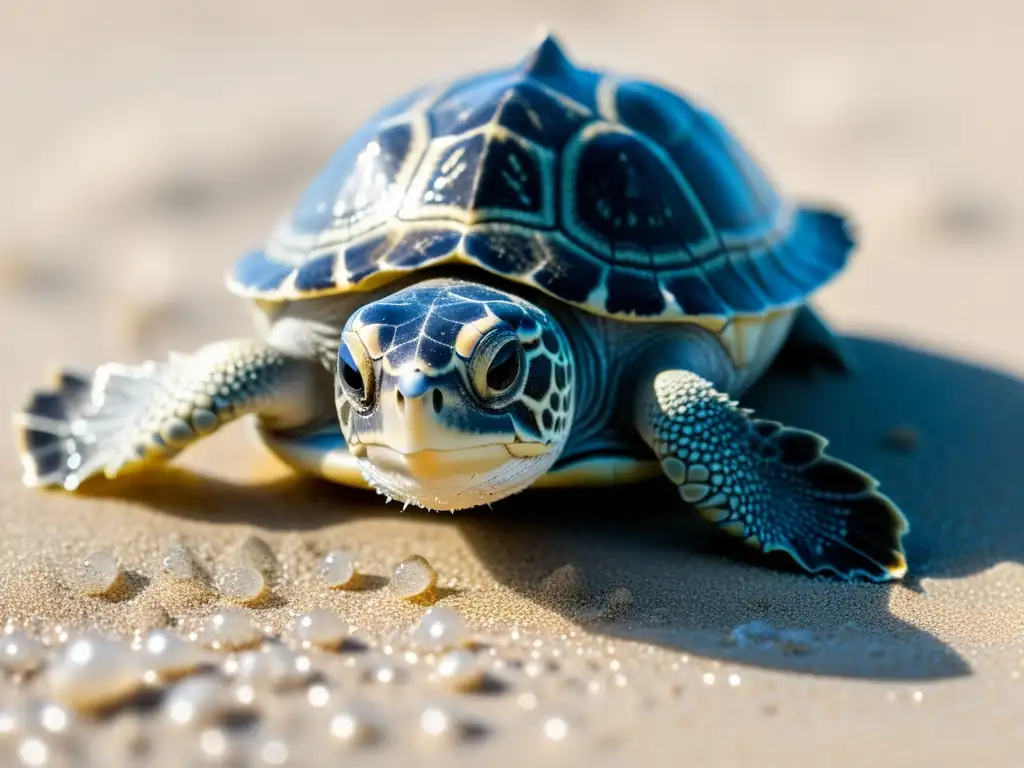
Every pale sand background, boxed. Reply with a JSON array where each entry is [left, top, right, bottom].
[[1, 0, 1023, 765]]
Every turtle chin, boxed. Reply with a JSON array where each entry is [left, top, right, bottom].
[[354, 439, 563, 511]]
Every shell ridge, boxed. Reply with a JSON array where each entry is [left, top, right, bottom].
[[228, 39, 854, 323]]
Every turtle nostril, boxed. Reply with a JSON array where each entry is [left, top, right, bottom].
[[432, 389, 444, 414], [395, 390, 405, 414]]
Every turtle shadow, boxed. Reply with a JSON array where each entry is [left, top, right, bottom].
[[68, 336, 1023, 681], [71, 466, 375, 531], [453, 487, 969, 681], [452, 335, 1024, 681], [747, 335, 1024, 583]]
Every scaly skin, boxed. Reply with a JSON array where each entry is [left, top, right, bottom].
[[634, 368, 909, 582], [13, 340, 328, 491]]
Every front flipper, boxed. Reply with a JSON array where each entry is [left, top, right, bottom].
[[13, 340, 324, 491], [636, 370, 908, 582]]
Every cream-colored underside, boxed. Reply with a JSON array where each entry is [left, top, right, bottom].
[[254, 423, 662, 490]]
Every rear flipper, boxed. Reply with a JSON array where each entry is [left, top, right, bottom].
[[636, 370, 909, 582], [12, 340, 318, 491], [775, 304, 856, 375]]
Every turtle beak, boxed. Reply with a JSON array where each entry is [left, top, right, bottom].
[[379, 369, 517, 457], [396, 370, 429, 400], [387, 371, 452, 456]]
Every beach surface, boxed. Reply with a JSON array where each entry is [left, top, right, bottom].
[[0, 1, 1022, 764]]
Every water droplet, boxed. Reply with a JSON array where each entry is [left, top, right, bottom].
[[0, 704, 23, 739], [37, 704, 71, 735], [363, 662, 403, 685], [419, 707, 453, 738], [307, 684, 331, 708], [294, 610, 350, 650], [329, 704, 378, 747], [390, 555, 437, 600], [136, 629, 210, 682], [543, 716, 570, 741], [46, 634, 143, 711], [225, 644, 312, 690], [702, 672, 716, 685], [164, 677, 239, 727], [433, 649, 483, 692], [218, 567, 267, 605], [161, 542, 202, 581], [18, 736, 49, 766], [237, 535, 277, 575], [260, 739, 289, 765], [728, 673, 742, 687], [74, 551, 123, 597], [199, 728, 230, 759], [320, 550, 359, 589], [197, 609, 262, 651], [517, 692, 539, 710], [410, 606, 469, 650], [0, 630, 47, 675]]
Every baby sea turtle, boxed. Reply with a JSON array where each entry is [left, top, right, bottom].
[[13, 35, 909, 582]]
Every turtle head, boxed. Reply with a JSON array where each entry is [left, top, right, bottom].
[[335, 278, 575, 511]]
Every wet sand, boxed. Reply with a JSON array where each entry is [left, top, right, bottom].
[[1, 0, 1023, 765]]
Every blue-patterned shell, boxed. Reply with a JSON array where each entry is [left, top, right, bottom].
[[228, 34, 854, 320]]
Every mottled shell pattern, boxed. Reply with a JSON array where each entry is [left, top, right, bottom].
[[228, 34, 853, 322]]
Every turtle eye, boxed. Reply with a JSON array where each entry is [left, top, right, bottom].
[[339, 340, 374, 411], [487, 340, 521, 393], [470, 330, 523, 406]]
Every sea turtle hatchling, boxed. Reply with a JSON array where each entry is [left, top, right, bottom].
[[12, 35, 909, 582]]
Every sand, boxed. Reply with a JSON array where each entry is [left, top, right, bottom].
[[1, 0, 1023, 765]]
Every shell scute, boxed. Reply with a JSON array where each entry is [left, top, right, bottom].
[[605, 268, 667, 317], [463, 229, 545, 275], [745, 251, 806, 306], [707, 258, 771, 313], [341, 233, 395, 285], [233, 249, 293, 294], [429, 73, 590, 149], [564, 126, 709, 266], [287, 119, 415, 247], [387, 229, 463, 269], [528, 237, 603, 304], [293, 252, 338, 293], [229, 34, 854, 323], [663, 272, 730, 317]]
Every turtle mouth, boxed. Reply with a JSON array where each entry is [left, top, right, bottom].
[[357, 441, 552, 479], [349, 439, 558, 511]]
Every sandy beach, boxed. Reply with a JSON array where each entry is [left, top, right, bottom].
[[1, 0, 1022, 764]]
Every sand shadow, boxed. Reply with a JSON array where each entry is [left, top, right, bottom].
[[71, 336, 1022, 681], [74, 466, 373, 531], [452, 335, 1024, 681]]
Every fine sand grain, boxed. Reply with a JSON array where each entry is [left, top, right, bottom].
[[1, 1, 1022, 765]]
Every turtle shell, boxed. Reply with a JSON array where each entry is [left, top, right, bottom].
[[229, 34, 854, 321]]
